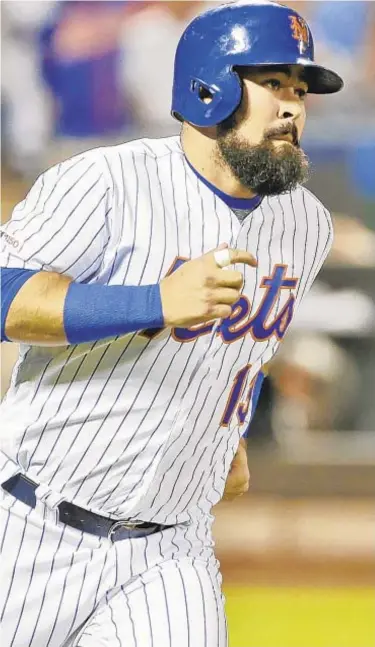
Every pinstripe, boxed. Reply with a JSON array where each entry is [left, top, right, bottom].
[[112, 151, 136, 286], [0, 507, 11, 554], [54, 545, 94, 646], [14, 173, 45, 219], [44, 534, 84, 646], [68, 338, 155, 496], [96, 337, 186, 508], [134, 154, 154, 286], [197, 175, 205, 251], [121, 586, 137, 647], [157, 567, 172, 647], [1, 507, 33, 621], [28, 345, 95, 471], [9, 522, 47, 646], [165, 379, 216, 517], [11, 158, 84, 229], [193, 560, 207, 647], [297, 204, 322, 301], [175, 562, 191, 646], [143, 534, 149, 570], [183, 159, 192, 258], [106, 152, 130, 285], [74, 246, 106, 282], [208, 565, 224, 647], [117, 342, 200, 517], [148, 360, 212, 515], [287, 192, 297, 276], [43, 196, 109, 269], [28, 526, 68, 645], [40, 338, 125, 482], [164, 144, 180, 252], [16, 160, 92, 246], [129, 537, 134, 578], [67, 335, 153, 496], [295, 188, 310, 300], [10, 173, 45, 219], [141, 581, 154, 647], [108, 592, 122, 647], [151, 155, 168, 282], [25, 173, 100, 261]]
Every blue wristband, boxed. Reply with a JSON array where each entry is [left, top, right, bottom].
[[64, 282, 164, 344]]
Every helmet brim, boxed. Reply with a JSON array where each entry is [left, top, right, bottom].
[[300, 61, 344, 94], [236, 61, 344, 95]]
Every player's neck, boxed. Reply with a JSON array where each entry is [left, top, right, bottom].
[[181, 127, 258, 200]]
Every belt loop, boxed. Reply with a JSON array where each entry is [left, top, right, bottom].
[[35, 483, 65, 523]]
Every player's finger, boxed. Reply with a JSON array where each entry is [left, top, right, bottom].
[[209, 247, 257, 269], [228, 248, 258, 267], [214, 287, 241, 305], [211, 304, 233, 320], [215, 269, 244, 289]]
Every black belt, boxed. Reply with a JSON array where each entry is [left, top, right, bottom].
[[1, 473, 171, 542]]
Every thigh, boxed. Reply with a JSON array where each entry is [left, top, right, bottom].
[[75, 557, 228, 647], [0, 496, 110, 647]]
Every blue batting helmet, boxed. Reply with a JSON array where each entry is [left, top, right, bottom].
[[171, 0, 344, 127]]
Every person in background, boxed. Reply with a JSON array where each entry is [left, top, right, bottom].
[[121, 1, 206, 135], [1, 0, 57, 177], [40, 1, 137, 145]]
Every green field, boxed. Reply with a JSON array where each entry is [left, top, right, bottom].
[[225, 586, 375, 647]]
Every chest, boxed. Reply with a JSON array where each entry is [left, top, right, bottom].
[[100, 175, 311, 347]]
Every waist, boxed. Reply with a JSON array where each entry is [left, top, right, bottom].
[[1, 473, 175, 542]]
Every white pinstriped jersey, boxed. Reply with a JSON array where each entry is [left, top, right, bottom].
[[0, 135, 332, 524]]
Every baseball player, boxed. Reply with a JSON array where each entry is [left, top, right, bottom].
[[0, 2, 343, 646]]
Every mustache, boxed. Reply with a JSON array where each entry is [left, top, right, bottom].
[[265, 124, 300, 147]]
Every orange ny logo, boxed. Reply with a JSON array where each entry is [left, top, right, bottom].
[[289, 15, 309, 52]]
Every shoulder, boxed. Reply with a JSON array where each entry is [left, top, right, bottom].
[[79, 136, 184, 190], [96, 135, 183, 168], [294, 185, 332, 228], [269, 185, 333, 233]]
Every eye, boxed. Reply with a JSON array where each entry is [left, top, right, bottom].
[[295, 87, 307, 99], [263, 78, 281, 91]]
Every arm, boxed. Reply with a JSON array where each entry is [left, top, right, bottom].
[[2, 269, 163, 345], [2, 254, 257, 346], [1, 152, 256, 347]]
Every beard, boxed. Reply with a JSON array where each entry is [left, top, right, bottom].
[[217, 120, 309, 197]]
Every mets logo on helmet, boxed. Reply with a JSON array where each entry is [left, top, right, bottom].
[[289, 15, 310, 54]]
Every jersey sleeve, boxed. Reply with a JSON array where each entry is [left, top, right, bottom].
[[0, 152, 111, 283]]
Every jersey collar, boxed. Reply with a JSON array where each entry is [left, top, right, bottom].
[[185, 157, 262, 213]]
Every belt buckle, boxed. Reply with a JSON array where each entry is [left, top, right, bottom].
[[108, 519, 143, 542]]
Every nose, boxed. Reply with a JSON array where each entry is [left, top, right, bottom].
[[277, 98, 302, 122]]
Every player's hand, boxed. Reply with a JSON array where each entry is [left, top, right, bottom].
[[222, 438, 250, 502], [160, 244, 257, 327]]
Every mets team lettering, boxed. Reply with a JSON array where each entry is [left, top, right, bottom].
[[171, 260, 299, 342]]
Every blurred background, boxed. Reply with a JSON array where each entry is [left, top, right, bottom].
[[1, 1, 374, 646]]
